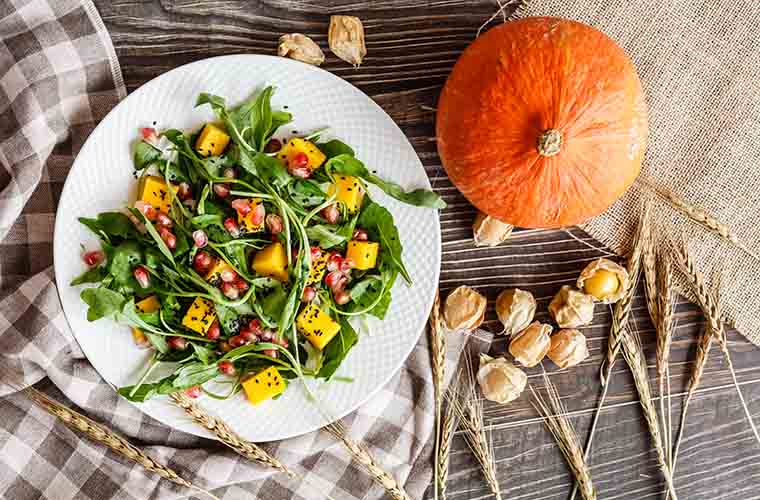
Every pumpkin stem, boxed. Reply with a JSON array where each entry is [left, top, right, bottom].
[[537, 129, 563, 157]]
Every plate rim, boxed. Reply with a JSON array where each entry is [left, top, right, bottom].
[[52, 53, 441, 441]]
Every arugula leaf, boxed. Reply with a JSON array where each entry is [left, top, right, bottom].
[[191, 343, 215, 365], [196, 93, 251, 153], [317, 139, 355, 159], [145, 332, 169, 354], [260, 284, 288, 324], [143, 247, 163, 270], [254, 152, 290, 190], [326, 154, 445, 209], [305, 225, 347, 249], [348, 268, 397, 319], [172, 362, 219, 388], [70, 266, 107, 286], [129, 208, 175, 267], [357, 201, 412, 284], [81, 288, 126, 322], [108, 241, 142, 285], [133, 141, 161, 171], [318, 317, 359, 379], [215, 303, 241, 336], [118, 382, 157, 402], [78, 212, 138, 242], [250, 87, 292, 151], [287, 180, 326, 207]]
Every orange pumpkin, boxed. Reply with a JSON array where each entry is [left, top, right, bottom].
[[437, 17, 648, 228]]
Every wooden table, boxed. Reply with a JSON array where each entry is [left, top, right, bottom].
[[94, 2, 760, 498]]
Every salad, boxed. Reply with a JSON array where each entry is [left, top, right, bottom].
[[72, 86, 443, 405]]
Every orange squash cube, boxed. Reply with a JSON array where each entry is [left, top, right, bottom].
[[252, 242, 289, 282]]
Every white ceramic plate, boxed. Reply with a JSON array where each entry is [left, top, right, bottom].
[[54, 55, 441, 442]]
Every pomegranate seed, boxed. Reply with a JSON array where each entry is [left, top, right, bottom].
[[291, 152, 309, 168], [264, 138, 282, 153], [231, 198, 251, 216], [334, 290, 351, 305], [321, 204, 340, 224], [192, 229, 208, 248], [247, 319, 262, 335], [218, 360, 236, 376], [177, 182, 192, 200], [223, 167, 237, 179], [352, 228, 368, 241], [134, 200, 157, 221], [83, 250, 104, 267], [156, 211, 173, 227], [260, 330, 274, 342], [265, 213, 282, 234], [310, 246, 322, 260], [251, 203, 265, 226], [288, 165, 311, 179], [325, 270, 347, 291], [302, 286, 316, 303], [134, 266, 150, 288], [326, 253, 343, 272], [223, 217, 240, 237], [219, 341, 232, 353], [164, 233, 177, 250], [213, 183, 230, 198], [220, 268, 237, 283], [206, 320, 221, 340], [221, 282, 240, 300], [140, 127, 157, 142], [339, 258, 355, 272], [263, 349, 278, 358], [240, 328, 257, 342], [183, 198, 196, 211], [229, 335, 246, 347], [193, 251, 213, 274], [127, 212, 146, 233], [276, 337, 289, 348], [167, 336, 187, 350], [233, 277, 249, 291], [185, 386, 201, 398]]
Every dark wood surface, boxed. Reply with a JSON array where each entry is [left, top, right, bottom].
[[93, 2, 760, 498]]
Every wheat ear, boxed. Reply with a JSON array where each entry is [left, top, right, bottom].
[[637, 176, 760, 261], [429, 292, 447, 500], [619, 323, 678, 499], [656, 251, 676, 472], [17, 387, 218, 500], [324, 420, 412, 500], [531, 371, 597, 500], [451, 357, 502, 500], [438, 378, 460, 499], [642, 224, 659, 326]]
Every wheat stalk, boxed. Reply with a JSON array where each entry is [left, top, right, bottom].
[[531, 371, 597, 500], [17, 387, 219, 500], [429, 292, 447, 500], [451, 357, 502, 500], [637, 176, 760, 261], [619, 322, 679, 499], [170, 393, 297, 478], [438, 379, 460, 499], [324, 420, 412, 500]]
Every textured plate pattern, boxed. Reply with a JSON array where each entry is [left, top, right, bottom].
[[53, 55, 441, 442]]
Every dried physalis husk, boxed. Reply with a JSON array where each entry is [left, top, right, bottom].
[[443, 285, 487, 331], [495, 288, 536, 336], [548, 285, 595, 328], [477, 354, 527, 404], [547, 329, 589, 369], [278, 33, 325, 66], [473, 211, 514, 247], [329, 15, 367, 67], [508, 321, 552, 367], [577, 258, 629, 303]]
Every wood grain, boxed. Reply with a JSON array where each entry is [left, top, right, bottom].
[[93, 1, 760, 498]]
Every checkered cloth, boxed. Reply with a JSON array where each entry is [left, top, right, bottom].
[[0, 1, 483, 498]]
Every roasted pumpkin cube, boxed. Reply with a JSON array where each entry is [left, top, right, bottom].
[[195, 123, 230, 157], [276, 138, 326, 170], [205, 258, 234, 283], [238, 198, 264, 234], [296, 303, 341, 350], [328, 175, 365, 213], [306, 252, 329, 286], [242, 367, 286, 405], [132, 295, 160, 347], [138, 175, 175, 214], [252, 242, 289, 282], [346, 240, 379, 270], [181, 297, 216, 335]]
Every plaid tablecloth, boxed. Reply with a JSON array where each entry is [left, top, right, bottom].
[[0, 2, 478, 498]]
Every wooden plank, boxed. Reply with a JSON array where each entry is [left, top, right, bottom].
[[92, 1, 760, 498]]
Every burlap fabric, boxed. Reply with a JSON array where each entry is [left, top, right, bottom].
[[515, 0, 760, 345]]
